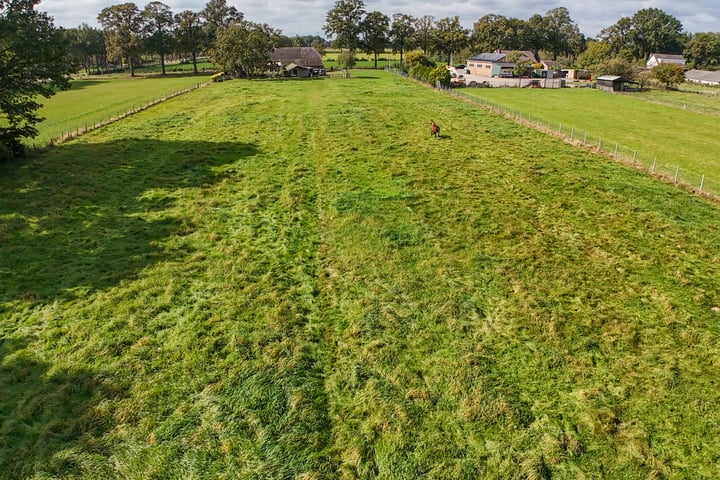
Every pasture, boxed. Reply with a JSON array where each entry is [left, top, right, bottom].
[[2, 70, 720, 479], [322, 49, 401, 70], [29, 74, 210, 147], [459, 86, 720, 194]]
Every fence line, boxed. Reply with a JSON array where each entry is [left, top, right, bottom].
[[28, 80, 211, 156], [438, 85, 719, 199]]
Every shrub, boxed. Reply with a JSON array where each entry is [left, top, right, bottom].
[[0, 132, 25, 162], [429, 65, 451, 87], [653, 63, 685, 89]]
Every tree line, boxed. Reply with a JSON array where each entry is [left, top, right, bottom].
[[324, 0, 720, 72]]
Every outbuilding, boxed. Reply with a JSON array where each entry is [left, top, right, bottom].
[[269, 47, 325, 77], [596, 75, 638, 92], [685, 69, 720, 86]]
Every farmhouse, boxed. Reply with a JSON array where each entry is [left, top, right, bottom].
[[685, 69, 720, 86], [596, 75, 639, 92], [466, 51, 537, 78], [646, 53, 686, 69], [269, 47, 325, 77]]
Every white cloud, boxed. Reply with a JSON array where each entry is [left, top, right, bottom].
[[40, 0, 718, 38]]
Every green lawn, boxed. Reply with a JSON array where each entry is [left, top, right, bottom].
[[29, 74, 211, 147], [2, 70, 720, 479], [458, 87, 720, 194]]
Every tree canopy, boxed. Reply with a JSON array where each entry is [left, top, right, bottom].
[[142, 1, 174, 75], [389, 13, 415, 65], [211, 20, 279, 78], [433, 16, 468, 65], [653, 62, 686, 88], [174, 10, 205, 74], [599, 8, 685, 61], [684, 32, 720, 69], [97, 2, 145, 76], [323, 0, 365, 51], [360, 11, 389, 68], [0, 0, 69, 159]]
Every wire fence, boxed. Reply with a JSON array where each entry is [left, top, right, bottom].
[[26, 81, 211, 156], [439, 86, 719, 199]]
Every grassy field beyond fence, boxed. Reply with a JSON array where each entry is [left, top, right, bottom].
[[29, 74, 211, 147], [2, 70, 720, 479], [456, 86, 720, 196]]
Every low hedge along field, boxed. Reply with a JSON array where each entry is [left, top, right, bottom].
[[1, 70, 719, 479]]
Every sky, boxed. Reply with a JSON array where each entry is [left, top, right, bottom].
[[41, 0, 719, 39]]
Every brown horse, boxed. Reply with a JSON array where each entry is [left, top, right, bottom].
[[430, 119, 440, 138]]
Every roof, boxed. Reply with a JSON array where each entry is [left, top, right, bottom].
[[597, 75, 624, 81], [685, 69, 720, 84], [269, 47, 324, 68], [499, 50, 537, 63], [285, 62, 312, 71], [468, 53, 505, 62], [650, 53, 686, 61], [541, 60, 563, 69]]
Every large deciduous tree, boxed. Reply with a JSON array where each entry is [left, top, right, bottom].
[[98, 2, 144, 76], [142, 1, 174, 76], [211, 20, 278, 79], [0, 0, 69, 159], [433, 16, 468, 65], [412, 15, 434, 55], [201, 0, 243, 49], [471, 14, 528, 53], [630, 8, 685, 60], [174, 10, 205, 75], [600, 8, 685, 61], [360, 11, 389, 68], [389, 13, 415, 66], [576, 40, 612, 70], [684, 32, 720, 69], [323, 0, 365, 52], [542, 7, 584, 61]]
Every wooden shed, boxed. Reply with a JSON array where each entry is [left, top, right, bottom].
[[596, 75, 638, 92]]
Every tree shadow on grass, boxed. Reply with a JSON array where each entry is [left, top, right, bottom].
[[67, 79, 112, 90], [0, 138, 258, 302], [0, 336, 120, 479]]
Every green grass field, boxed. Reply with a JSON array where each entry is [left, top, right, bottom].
[[29, 74, 211, 147], [2, 70, 720, 479], [458, 87, 720, 194], [322, 49, 401, 70]]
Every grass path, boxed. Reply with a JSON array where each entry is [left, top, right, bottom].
[[2, 71, 720, 479]]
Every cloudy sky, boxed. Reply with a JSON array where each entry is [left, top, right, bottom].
[[41, 0, 719, 39]]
